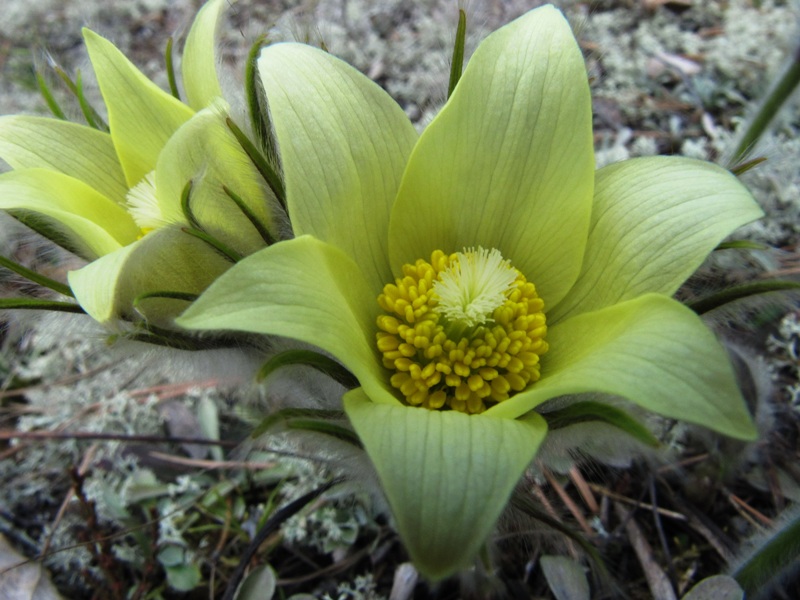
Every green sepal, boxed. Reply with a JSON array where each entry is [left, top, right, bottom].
[[181, 227, 243, 263], [223, 185, 277, 246], [245, 34, 271, 150], [541, 401, 659, 448], [0, 298, 84, 314], [688, 280, 800, 315], [225, 117, 286, 210], [447, 9, 467, 98], [0, 254, 73, 297], [180, 179, 201, 229], [257, 349, 357, 388], [344, 388, 548, 580]]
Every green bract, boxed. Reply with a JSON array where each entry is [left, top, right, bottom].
[[178, 5, 763, 579], [0, 0, 276, 327]]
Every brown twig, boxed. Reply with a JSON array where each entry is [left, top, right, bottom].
[[615, 502, 677, 600], [569, 466, 599, 514], [0, 429, 239, 446], [543, 467, 594, 537], [728, 492, 773, 527], [146, 451, 276, 470], [588, 483, 687, 521]]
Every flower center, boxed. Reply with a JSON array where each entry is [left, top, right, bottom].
[[125, 171, 165, 235], [376, 247, 548, 414]]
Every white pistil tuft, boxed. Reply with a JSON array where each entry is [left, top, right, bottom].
[[433, 247, 517, 327], [125, 171, 166, 234]]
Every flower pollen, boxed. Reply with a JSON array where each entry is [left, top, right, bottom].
[[125, 171, 165, 235], [434, 247, 517, 328], [376, 248, 548, 414]]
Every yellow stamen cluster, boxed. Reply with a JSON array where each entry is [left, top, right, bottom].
[[376, 249, 548, 414]]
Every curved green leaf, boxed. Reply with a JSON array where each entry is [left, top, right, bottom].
[[258, 43, 418, 293], [487, 294, 756, 441], [0, 115, 128, 205], [549, 157, 763, 322], [542, 400, 659, 448], [178, 235, 398, 406], [181, 0, 226, 109], [344, 388, 547, 580], [389, 5, 594, 307], [83, 28, 194, 187]]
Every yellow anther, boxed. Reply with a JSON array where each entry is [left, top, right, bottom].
[[375, 248, 548, 414]]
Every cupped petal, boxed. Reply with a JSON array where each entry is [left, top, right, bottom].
[[486, 294, 756, 441], [0, 168, 139, 258], [344, 388, 547, 580], [177, 235, 398, 404], [0, 116, 128, 205], [181, 0, 226, 109], [68, 226, 233, 327], [83, 28, 194, 187], [549, 157, 764, 322], [389, 5, 594, 307], [155, 101, 277, 255], [257, 43, 418, 293]]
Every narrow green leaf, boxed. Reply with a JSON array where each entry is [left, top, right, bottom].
[[688, 280, 800, 315], [715, 240, 767, 251], [35, 71, 67, 120], [730, 156, 767, 176], [251, 408, 346, 438], [245, 35, 271, 151], [257, 349, 357, 387], [75, 69, 108, 131], [223, 185, 277, 245], [225, 117, 286, 210], [543, 401, 660, 448], [180, 179, 202, 229], [181, 227, 242, 263], [287, 419, 362, 446], [447, 9, 467, 98], [221, 480, 338, 600], [134, 290, 199, 306], [54, 66, 107, 131], [732, 507, 800, 596], [728, 41, 800, 165], [0, 254, 74, 297], [0, 297, 85, 313], [165, 37, 181, 100]]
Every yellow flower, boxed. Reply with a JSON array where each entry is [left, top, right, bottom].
[[0, 0, 278, 328], [179, 5, 762, 578]]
